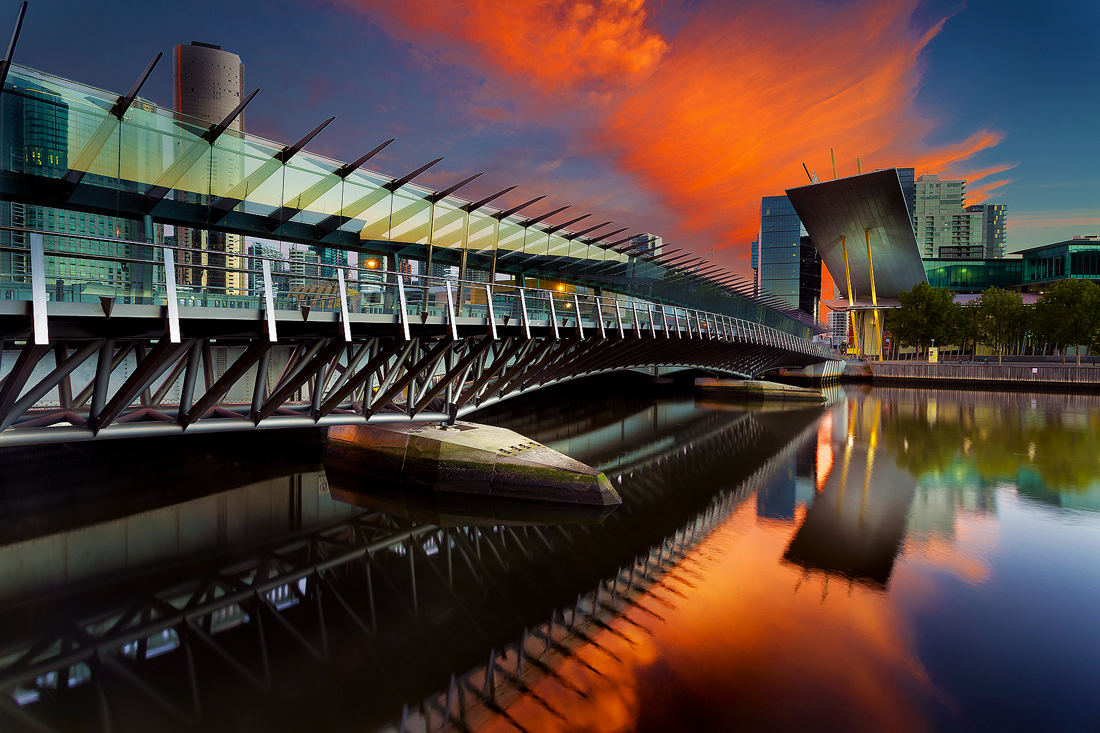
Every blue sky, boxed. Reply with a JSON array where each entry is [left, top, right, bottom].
[[12, 0, 1099, 272]]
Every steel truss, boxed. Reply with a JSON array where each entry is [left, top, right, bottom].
[[0, 303, 831, 447]]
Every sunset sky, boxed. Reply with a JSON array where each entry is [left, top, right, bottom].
[[17, 0, 1100, 276]]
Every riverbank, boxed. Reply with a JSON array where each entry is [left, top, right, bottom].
[[869, 361, 1100, 389]]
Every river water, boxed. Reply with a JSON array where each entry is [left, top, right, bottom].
[[2, 381, 1099, 732]]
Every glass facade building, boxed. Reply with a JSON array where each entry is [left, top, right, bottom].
[[758, 195, 819, 314], [1021, 238, 1100, 286], [896, 167, 915, 225], [922, 258, 1022, 292], [0, 78, 153, 302]]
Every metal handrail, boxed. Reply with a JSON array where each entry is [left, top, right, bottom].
[[0, 227, 835, 359]]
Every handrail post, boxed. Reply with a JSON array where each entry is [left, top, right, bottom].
[[548, 290, 560, 340], [29, 232, 48, 345], [519, 288, 531, 340], [573, 294, 584, 338], [164, 246, 180, 343], [485, 283, 497, 340], [445, 281, 459, 340], [397, 274, 411, 340], [337, 268, 351, 341], [262, 259, 277, 342]]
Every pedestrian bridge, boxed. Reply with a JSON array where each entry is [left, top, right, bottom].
[[0, 232, 839, 446], [0, 23, 842, 446]]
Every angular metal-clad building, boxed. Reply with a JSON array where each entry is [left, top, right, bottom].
[[785, 169, 926, 300]]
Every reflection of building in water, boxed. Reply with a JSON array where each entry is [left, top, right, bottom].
[[756, 439, 818, 520], [905, 465, 999, 542], [757, 462, 797, 519], [784, 397, 918, 588], [0, 468, 356, 606]]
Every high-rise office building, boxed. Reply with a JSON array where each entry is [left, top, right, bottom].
[[970, 203, 1007, 258], [247, 241, 283, 296], [896, 167, 916, 225], [309, 244, 348, 280], [757, 195, 820, 315], [629, 233, 663, 258], [750, 239, 759, 297], [1, 79, 152, 301], [174, 41, 246, 294], [798, 235, 822, 316], [913, 174, 967, 258], [289, 248, 321, 291]]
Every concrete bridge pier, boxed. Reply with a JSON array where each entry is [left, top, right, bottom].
[[324, 422, 622, 507]]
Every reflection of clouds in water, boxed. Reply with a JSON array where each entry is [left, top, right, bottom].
[[901, 507, 999, 585], [487, 501, 948, 733]]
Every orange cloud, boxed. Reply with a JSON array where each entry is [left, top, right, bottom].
[[349, 0, 1006, 276], [347, 0, 667, 94], [600, 2, 1004, 271]]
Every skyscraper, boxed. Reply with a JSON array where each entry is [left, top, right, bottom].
[[913, 174, 971, 258], [971, 203, 1008, 258], [309, 244, 348, 280], [174, 41, 246, 294], [1, 77, 146, 301], [896, 167, 916, 225], [757, 195, 819, 315]]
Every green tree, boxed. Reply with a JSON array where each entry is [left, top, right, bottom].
[[1034, 279, 1100, 364], [887, 282, 959, 358], [955, 300, 980, 358], [973, 287, 1027, 364]]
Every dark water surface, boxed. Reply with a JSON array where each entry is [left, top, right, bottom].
[[2, 382, 1100, 732]]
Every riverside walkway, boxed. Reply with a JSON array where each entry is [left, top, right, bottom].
[[869, 361, 1100, 388]]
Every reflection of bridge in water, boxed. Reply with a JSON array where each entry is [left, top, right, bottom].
[[0, 395, 825, 732]]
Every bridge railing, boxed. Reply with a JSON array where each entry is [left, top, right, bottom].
[[0, 226, 835, 359]]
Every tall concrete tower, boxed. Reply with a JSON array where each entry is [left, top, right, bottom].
[[173, 42, 246, 293], [174, 41, 244, 129]]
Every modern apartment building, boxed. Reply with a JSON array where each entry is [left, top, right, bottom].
[[913, 174, 1007, 259]]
